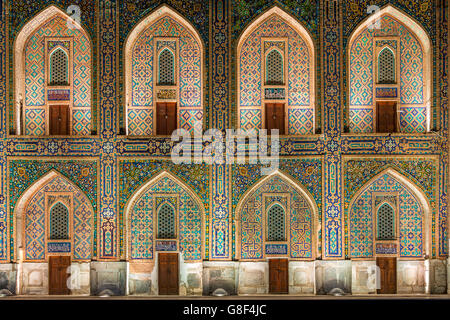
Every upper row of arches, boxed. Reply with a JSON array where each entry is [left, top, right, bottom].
[[13, 5, 432, 137]]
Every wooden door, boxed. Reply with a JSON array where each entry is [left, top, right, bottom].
[[269, 258, 288, 294], [49, 105, 69, 135], [156, 103, 177, 135], [158, 253, 179, 295], [49, 256, 71, 295], [377, 257, 397, 294], [265, 103, 285, 135], [376, 102, 397, 133]]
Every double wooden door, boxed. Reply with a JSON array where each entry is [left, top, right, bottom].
[[265, 103, 285, 135], [376, 257, 397, 294], [49, 105, 70, 135], [156, 103, 177, 135], [49, 256, 71, 295], [158, 253, 179, 295], [269, 258, 288, 294], [376, 102, 397, 133]]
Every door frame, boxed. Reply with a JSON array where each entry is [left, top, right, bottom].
[[158, 252, 179, 295]]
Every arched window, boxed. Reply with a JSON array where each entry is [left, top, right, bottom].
[[378, 48, 395, 84], [267, 204, 286, 242], [50, 202, 69, 240], [377, 203, 395, 240], [265, 50, 284, 85], [157, 203, 176, 239], [50, 48, 69, 86], [158, 49, 175, 86]]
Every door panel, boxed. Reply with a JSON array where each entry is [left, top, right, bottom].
[[376, 257, 396, 294], [49, 256, 71, 295], [158, 253, 179, 295], [156, 103, 177, 135], [269, 258, 288, 294], [49, 105, 69, 135], [265, 103, 285, 135], [376, 102, 397, 133]]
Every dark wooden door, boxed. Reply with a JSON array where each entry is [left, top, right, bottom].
[[158, 253, 179, 295], [49, 256, 71, 295], [376, 102, 397, 133], [377, 257, 397, 294], [156, 103, 177, 135], [269, 258, 288, 294], [49, 105, 69, 135], [265, 103, 285, 135]]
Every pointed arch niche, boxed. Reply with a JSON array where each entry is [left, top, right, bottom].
[[14, 5, 92, 136], [124, 171, 205, 262], [124, 5, 204, 136], [237, 6, 316, 135], [347, 5, 432, 134], [348, 168, 431, 259], [235, 170, 319, 260], [14, 170, 94, 262]]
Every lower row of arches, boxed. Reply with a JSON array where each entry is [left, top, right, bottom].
[[13, 167, 431, 264]]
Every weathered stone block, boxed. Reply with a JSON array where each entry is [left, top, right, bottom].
[[430, 259, 446, 294], [238, 262, 268, 295], [289, 261, 315, 294], [203, 262, 238, 295], [351, 260, 377, 294], [0, 263, 17, 295], [90, 262, 126, 296], [315, 260, 351, 295], [21, 263, 48, 295], [397, 260, 425, 294]]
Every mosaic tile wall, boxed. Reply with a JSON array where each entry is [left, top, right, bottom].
[[0, 0, 447, 263]]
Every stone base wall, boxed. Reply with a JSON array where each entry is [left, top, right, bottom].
[[352, 260, 377, 294], [430, 259, 446, 294], [315, 260, 352, 295], [238, 262, 268, 295], [21, 263, 48, 295], [289, 261, 315, 294], [202, 261, 239, 296], [90, 262, 126, 296], [0, 263, 17, 295], [397, 260, 425, 294]]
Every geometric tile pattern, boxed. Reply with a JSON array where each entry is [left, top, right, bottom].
[[399, 106, 427, 133], [179, 109, 203, 135], [239, 174, 313, 259], [129, 175, 202, 261], [240, 109, 262, 131], [288, 108, 314, 135], [25, 108, 46, 136], [25, 175, 93, 261], [132, 15, 202, 108], [25, 16, 91, 107], [349, 173, 423, 258], [349, 108, 374, 133], [72, 109, 91, 136], [239, 14, 311, 107], [128, 109, 153, 136], [350, 16, 425, 133]]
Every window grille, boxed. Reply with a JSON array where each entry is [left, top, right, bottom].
[[267, 204, 286, 242], [266, 50, 284, 85], [50, 49, 69, 86], [50, 202, 69, 240], [157, 203, 176, 239], [378, 48, 395, 84], [377, 203, 395, 240], [158, 49, 175, 85]]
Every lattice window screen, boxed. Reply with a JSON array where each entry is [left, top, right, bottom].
[[50, 202, 69, 240], [378, 48, 395, 84], [267, 204, 286, 242], [266, 50, 284, 85], [377, 203, 395, 240], [50, 49, 69, 86], [157, 203, 176, 239], [158, 49, 175, 85]]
